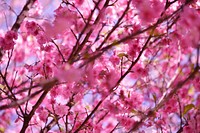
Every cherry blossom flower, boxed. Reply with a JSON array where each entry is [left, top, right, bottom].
[[0, 30, 18, 50], [53, 64, 82, 83]]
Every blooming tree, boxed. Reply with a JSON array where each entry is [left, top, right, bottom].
[[0, 0, 199, 132]]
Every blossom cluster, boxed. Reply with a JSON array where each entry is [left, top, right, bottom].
[[0, 0, 199, 133]]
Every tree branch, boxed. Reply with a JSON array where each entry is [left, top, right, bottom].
[[128, 66, 199, 132], [11, 0, 37, 31]]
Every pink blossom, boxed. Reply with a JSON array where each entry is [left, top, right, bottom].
[[75, 0, 84, 5], [183, 125, 193, 133], [54, 65, 82, 83], [128, 42, 141, 58], [131, 64, 148, 78], [1, 1, 200, 133], [13, 48, 25, 62], [193, 76, 200, 92], [5, 30, 18, 40], [25, 21, 39, 36], [0, 37, 5, 48], [37, 107, 48, 122], [53, 6, 77, 35], [109, 55, 120, 66], [102, 69, 120, 89], [104, 101, 120, 114], [136, 0, 164, 23], [50, 87, 61, 98], [163, 98, 178, 113], [36, 32, 48, 45], [178, 0, 198, 4], [0, 30, 18, 50], [129, 92, 143, 109], [117, 116, 136, 130], [75, 19, 85, 33], [54, 104, 69, 116]]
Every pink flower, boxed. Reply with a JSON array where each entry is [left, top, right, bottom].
[[25, 21, 39, 36], [14, 48, 25, 62], [183, 125, 193, 133], [75, 19, 85, 33], [136, 0, 164, 23], [117, 116, 136, 129], [53, 6, 77, 35], [128, 42, 141, 58], [180, 7, 200, 28], [50, 87, 61, 98], [75, 0, 84, 5], [104, 101, 120, 114], [36, 32, 49, 45], [109, 55, 120, 66], [54, 104, 69, 116], [0, 30, 18, 50], [37, 107, 48, 122], [5, 30, 18, 40], [0, 37, 5, 47], [178, 0, 198, 4], [54, 65, 82, 83], [194, 76, 200, 92], [130, 92, 143, 108], [131, 64, 148, 78], [163, 98, 178, 113], [102, 69, 120, 89]]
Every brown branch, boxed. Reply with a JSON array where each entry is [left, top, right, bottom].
[[74, 100, 103, 133], [0, 84, 40, 101], [11, 0, 37, 31], [110, 122, 120, 133], [20, 78, 57, 133], [67, 0, 102, 63], [4, 49, 14, 77], [0, 70, 24, 115], [0, 86, 42, 111], [128, 66, 200, 132], [80, 3, 185, 68], [96, 0, 132, 50], [40, 118, 59, 133], [74, 28, 154, 132], [51, 40, 66, 63]]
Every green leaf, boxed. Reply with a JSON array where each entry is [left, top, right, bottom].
[[117, 53, 127, 58], [85, 105, 90, 110], [183, 104, 195, 115], [0, 127, 5, 133], [83, 53, 90, 59], [131, 109, 137, 114], [152, 94, 157, 102], [0, 84, 6, 90]]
